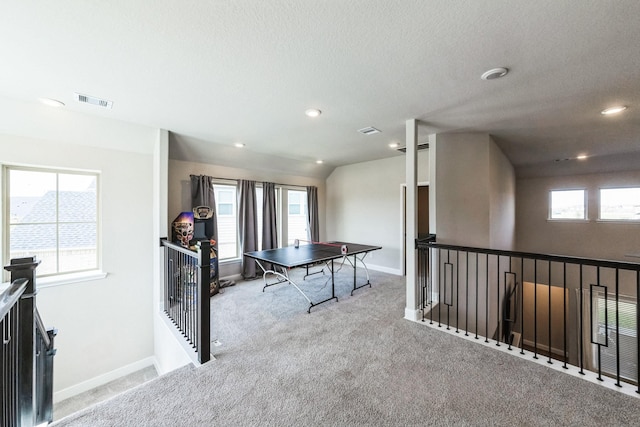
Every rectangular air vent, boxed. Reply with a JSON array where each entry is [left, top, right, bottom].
[[74, 93, 113, 109], [397, 143, 429, 153], [357, 126, 381, 135]]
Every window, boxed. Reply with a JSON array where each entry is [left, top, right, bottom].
[[211, 183, 305, 258], [591, 292, 637, 382], [213, 184, 238, 260], [549, 189, 586, 220], [599, 187, 640, 221], [256, 186, 263, 250], [5, 166, 99, 277], [287, 189, 308, 246]]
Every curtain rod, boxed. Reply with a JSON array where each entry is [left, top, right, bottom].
[[189, 174, 310, 190]]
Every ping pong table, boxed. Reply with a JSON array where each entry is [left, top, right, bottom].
[[244, 241, 382, 313]]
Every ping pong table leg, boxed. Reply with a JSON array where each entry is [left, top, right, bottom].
[[255, 260, 325, 311], [303, 263, 325, 280], [254, 260, 288, 292], [349, 252, 373, 296], [306, 258, 338, 313]]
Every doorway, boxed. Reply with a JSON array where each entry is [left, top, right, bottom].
[[402, 183, 429, 275]]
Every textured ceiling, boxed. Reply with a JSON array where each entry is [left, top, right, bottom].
[[1, 1, 638, 178]]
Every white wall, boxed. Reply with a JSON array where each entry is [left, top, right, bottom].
[[489, 139, 516, 250], [326, 152, 430, 274], [168, 158, 326, 278], [516, 170, 640, 262], [428, 133, 515, 338], [153, 131, 193, 374], [434, 133, 515, 249], [0, 99, 159, 400], [435, 133, 491, 246]]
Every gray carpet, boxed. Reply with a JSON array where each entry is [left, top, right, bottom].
[[53, 268, 640, 426]]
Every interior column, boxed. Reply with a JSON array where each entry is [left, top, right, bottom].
[[404, 119, 419, 320]]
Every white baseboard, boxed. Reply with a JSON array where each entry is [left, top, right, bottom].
[[404, 307, 422, 322], [221, 273, 243, 282], [367, 264, 402, 275], [54, 356, 156, 403]]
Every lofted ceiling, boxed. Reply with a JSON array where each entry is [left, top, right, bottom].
[[1, 1, 639, 178]]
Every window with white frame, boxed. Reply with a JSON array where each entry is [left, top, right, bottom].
[[599, 187, 640, 221], [213, 184, 238, 260], [549, 189, 587, 220], [287, 189, 308, 246], [5, 166, 99, 277], [591, 292, 637, 382]]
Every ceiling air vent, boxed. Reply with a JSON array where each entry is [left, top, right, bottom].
[[74, 93, 113, 109], [397, 143, 429, 153], [357, 126, 381, 135]]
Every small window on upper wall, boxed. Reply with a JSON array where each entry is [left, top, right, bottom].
[[599, 187, 640, 221], [5, 166, 100, 277], [549, 189, 587, 220]]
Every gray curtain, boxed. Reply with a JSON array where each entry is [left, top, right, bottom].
[[238, 180, 258, 279], [190, 174, 218, 238], [306, 186, 319, 243], [262, 182, 278, 250]]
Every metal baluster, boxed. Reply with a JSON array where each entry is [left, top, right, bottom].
[[615, 268, 621, 387], [455, 250, 459, 333], [593, 266, 605, 381], [438, 249, 442, 327], [429, 247, 434, 325], [563, 263, 568, 369], [520, 258, 525, 355], [579, 265, 584, 374], [636, 270, 639, 394], [446, 249, 450, 330], [534, 259, 538, 359], [465, 251, 469, 337], [496, 255, 501, 347], [548, 261, 552, 364], [475, 252, 479, 340], [485, 254, 489, 344], [420, 247, 426, 322]]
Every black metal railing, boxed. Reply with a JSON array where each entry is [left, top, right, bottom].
[[34, 309, 57, 425], [161, 239, 211, 364], [417, 239, 640, 393], [1, 257, 56, 427]]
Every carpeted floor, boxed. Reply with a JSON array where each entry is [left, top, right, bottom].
[[53, 268, 640, 426]]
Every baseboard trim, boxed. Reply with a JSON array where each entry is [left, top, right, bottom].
[[221, 273, 243, 282], [404, 307, 422, 322], [367, 264, 402, 275], [522, 339, 564, 357], [54, 356, 156, 403]]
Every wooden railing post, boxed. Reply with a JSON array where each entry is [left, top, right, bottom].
[[4, 256, 40, 427], [196, 241, 211, 364]]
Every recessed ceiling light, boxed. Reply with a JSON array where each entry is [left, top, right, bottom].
[[305, 108, 322, 117], [388, 142, 399, 148], [601, 106, 627, 115], [316, 160, 323, 164], [576, 154, 588, 160], [39, 98, 65, 108], [480, 67, 509, 80], [234, 142, 245, 148]]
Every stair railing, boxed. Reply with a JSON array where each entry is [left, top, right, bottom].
[[2, 256, 56, 427], [160, 239, 211, 364], [417, 239, 640, 394]]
